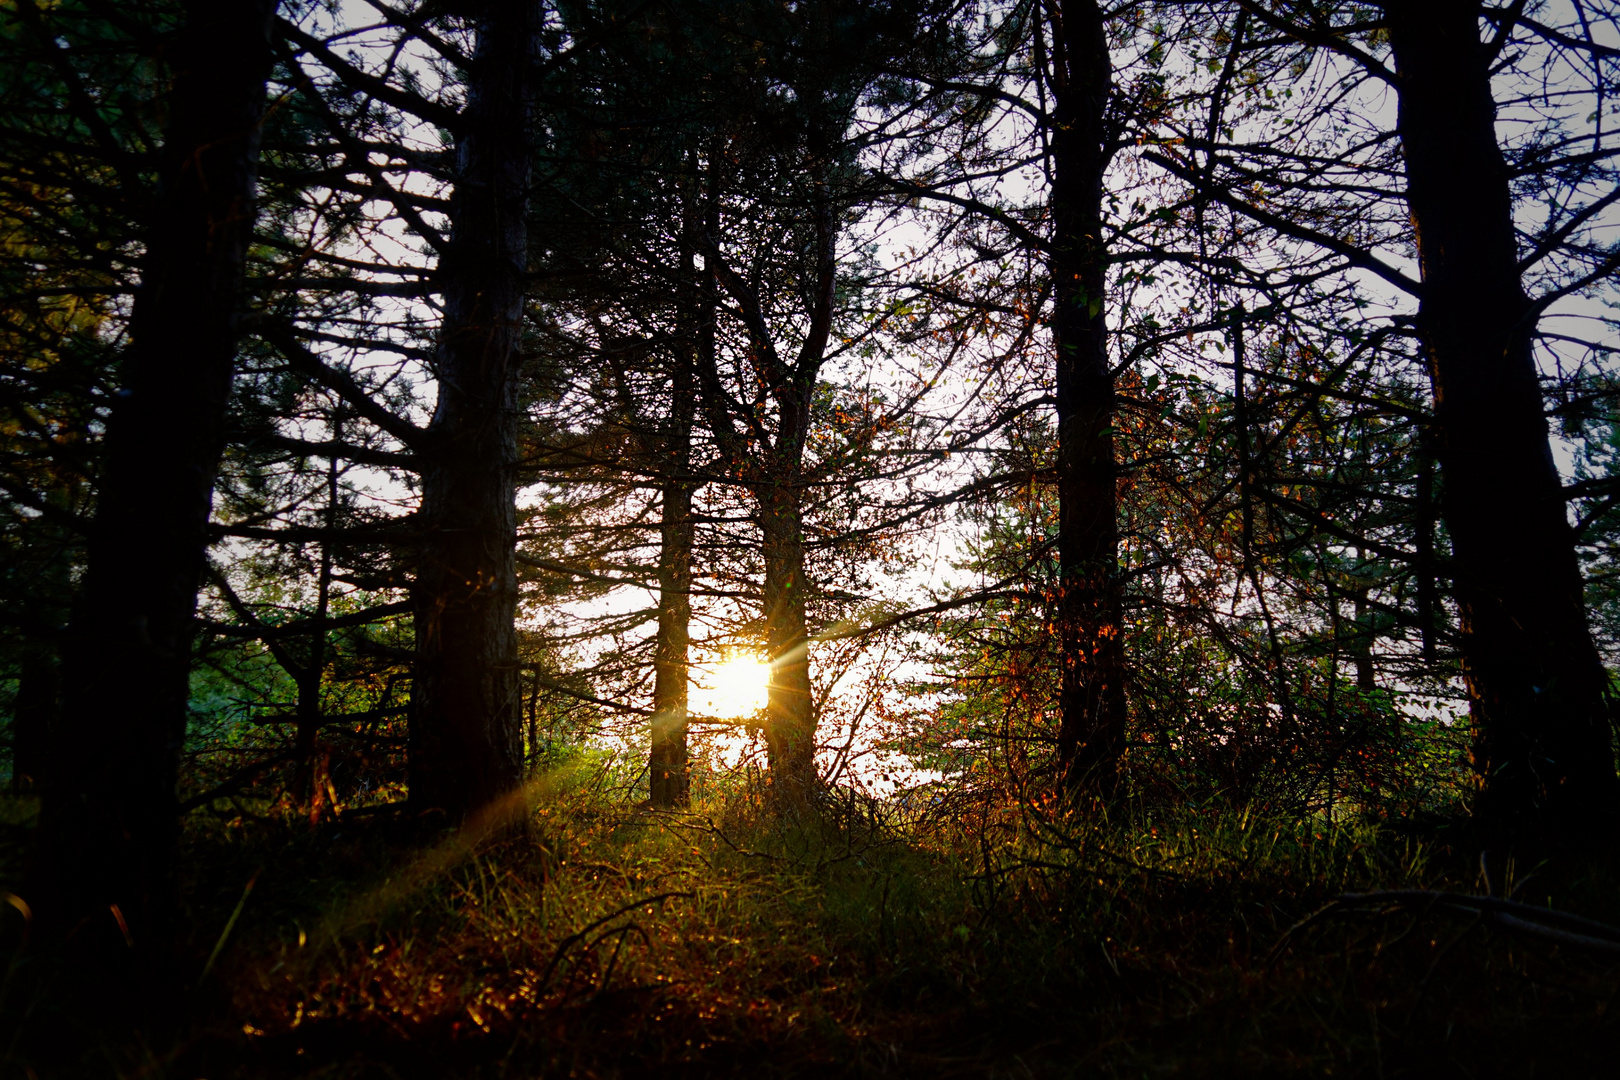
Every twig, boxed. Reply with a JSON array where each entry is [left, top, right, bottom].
[[199, 869, 262, 984], [698, 817, 782, 862], [537, 891, 692, 993]]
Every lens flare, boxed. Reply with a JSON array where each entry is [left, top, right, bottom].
[[692, 652, 771, 719]]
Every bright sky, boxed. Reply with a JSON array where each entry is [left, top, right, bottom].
[[261, 1, 1618, 790]]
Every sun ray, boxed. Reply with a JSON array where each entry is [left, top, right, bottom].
[[691, 652, 770, 719]]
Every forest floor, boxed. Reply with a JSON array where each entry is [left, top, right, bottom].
[[3, 762, 1620, 1078]]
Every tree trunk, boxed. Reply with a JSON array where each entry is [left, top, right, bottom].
[[1047, 0, 1128, 798], [761, 481, 815, 801], [1385, 1, 1618, 832], [11, 643, 57, 795], [10, 500, 72, 795], [756, 195, 828, 807], [409, 2, 537, 821], [1351, 588, 1376, 694], [650, 271, 696, 807], [34, 0, 276, 962], [297, 436, 339, 820], [650, 472, 694, 807], [695, 166, 832, 807]]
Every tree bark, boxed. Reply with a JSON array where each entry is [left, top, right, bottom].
[[1385, 1, 1618, 832], [1047, 0, 1128, 798], [34, 0, 276, 962], [755, 196, 829, 805], [650, 246, 698, 807], [296, 430, 340, 820], [1351, 588, 1376, 694], [11, 642, 57, 794], [761, 481, 815, 800], [696, 168, 833, 806], [10, 499, 73, 795], [649, 467, 693, 806], [409, 1, 537, 821]]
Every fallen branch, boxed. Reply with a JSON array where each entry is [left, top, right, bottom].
[[1270, 888, 1620, 963], [178, 752, 295, 814]]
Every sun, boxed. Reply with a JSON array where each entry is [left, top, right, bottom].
[[691, 652, 771, 719]]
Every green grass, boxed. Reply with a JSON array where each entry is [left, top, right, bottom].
[[4, 772, 1620, 1077]]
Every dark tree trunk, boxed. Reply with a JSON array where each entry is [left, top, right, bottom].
[[11, 643, 57, 794], [409, 2, 537, 821], [761, 480, 814, 800], [697, 172, 832, 807], [756, 199, 828, 805], [1047, 0, 1128, 797], [33, 0, 276, 961], [1385, 1, 1618, 832], [650, 249, 698, 807], [11, 502, 73, 796], [10, 475, 77, 797], [649, 466, 693, 806], [296, 437, 339, 819], [1351, 588, 1376, 694]]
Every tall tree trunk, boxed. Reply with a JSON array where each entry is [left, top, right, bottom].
[[757, 194, 829, 807], [649, 464, 693, 806], [1351, 588, 1376, 694], [297, 434, 339, 820], [409, 1, 537, 821], [34, 0, 276, 961], [650, 260, 697, 807], [11, 502, 73, 795], [650, 473, 694, 807], [1047, 0, 1128, 797], [761, 481, 814, 800], [697, 171, 832, 807], [1385, 1, 1617, 832], [11, 643, 57, 795]]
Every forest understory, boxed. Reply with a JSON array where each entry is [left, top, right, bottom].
[[5, 771, 1619, 1079], [4, 1, 1620, 1075]]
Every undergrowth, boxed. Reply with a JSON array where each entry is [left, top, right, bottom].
[[3, 767, 1619, 1077]]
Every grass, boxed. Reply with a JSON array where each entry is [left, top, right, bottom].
[[4, 764, 1620, 1077]]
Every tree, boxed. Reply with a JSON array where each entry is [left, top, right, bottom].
[[406, 0, 542, 820], [513, 4, 719, 807], [1042, 0, 1130, 797], [1147, 0, 1620, 834], [687, 0, 960, 802], [262, 1, 546, 821], [1382, 0, 1617, 832], [519, 0, 970, 807], [196, 387, 414, 820], [34, 0, 278, 967], [0, 1, 147, 798], [871, 0, 1190, 799]]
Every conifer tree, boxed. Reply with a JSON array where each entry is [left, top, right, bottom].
[[32, 0, 278, 967]]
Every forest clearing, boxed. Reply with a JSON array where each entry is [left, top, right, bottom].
[[2, 0, 1619, 1075]]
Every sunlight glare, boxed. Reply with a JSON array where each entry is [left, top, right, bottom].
[[692, 653, 771, 719]]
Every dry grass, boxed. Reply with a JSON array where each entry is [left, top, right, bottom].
[[4, 765, 1620, 1077]]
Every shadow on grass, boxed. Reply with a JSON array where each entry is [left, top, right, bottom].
[[3, 777, 1620, 1077]]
